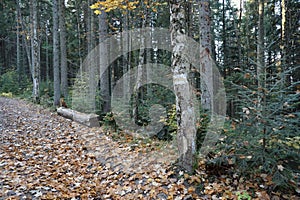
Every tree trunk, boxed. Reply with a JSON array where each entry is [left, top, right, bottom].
[[45, 22, 50, 83], [121, 12, 131, 115], [75, 2, 83, 77], [257, 0, 266, 156], [198, 0, 213, 112], [30, 0, 40, 103], [170, 0, 197, 173], [99, 7, 111, 113], [257, 0, 265, 105], [59, 0, 68, 98], [57, 107, 99, 127], [132, 10, 147, 124], [16, 0, 21, 83], [53, 0, 60, 106], [280, 0, 287, 82], [85, 0, 96, 112]]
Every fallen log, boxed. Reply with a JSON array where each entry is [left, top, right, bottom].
[[57, 107, 99, 127]]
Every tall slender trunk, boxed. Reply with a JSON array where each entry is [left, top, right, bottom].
[[30, 0, 40, 102], [59, 0, 68, 97], [280, 0, 287, 84], [99, 7, 110, 113], [45, 20, 50, 83], [19, 8, 32, 74], [133, 8, 147, 124], [170, 0, 197, 173], [222, 0, 226, 77], [122, 12, 130, 100], [199, 0, 213, 112], [237, 0, 243, 68], [257, 0, 266, 156], [86, 0, 96, 112], [76, 2, 83, 77], [53, 0, 60, 106], [16, 0, 21, 83]]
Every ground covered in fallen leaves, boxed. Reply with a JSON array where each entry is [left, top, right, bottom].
[[0, 97, 299, 200]]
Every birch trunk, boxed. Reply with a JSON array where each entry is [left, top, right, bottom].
[[30, 0, 40, 103], [170, 0, 197, 173]]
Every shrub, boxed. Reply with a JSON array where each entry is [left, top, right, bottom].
[[0, 70, 20, 94]]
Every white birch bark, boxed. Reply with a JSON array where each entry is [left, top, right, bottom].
[[30, 0, 40, 103], [170, 0, 197, 172]]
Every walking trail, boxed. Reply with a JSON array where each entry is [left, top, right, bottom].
[[0, 97, 200, 199]]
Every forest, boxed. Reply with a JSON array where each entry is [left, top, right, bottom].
[[0, 0, 299, 199]]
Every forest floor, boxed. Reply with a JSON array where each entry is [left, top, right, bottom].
[[0, 97, 299, 200]]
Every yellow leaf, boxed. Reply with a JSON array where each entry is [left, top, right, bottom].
[[90, 3, 100, 9], [293, 143, 300, 149], [94, 10, 101, 15]]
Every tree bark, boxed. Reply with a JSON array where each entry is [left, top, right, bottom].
[[85, 0, 97, 112], [132, 9, 147, 124], [98, 7, 111, 113], [257, 0, 266, 156], [57, 107, 99, 127], [30, 0, 40, 103], [16, 0, 21, 83], [53, 0, 60, 106], [170, 0, 197, 173], [198, 0, 213, 112], [59, 0, 68, 98]]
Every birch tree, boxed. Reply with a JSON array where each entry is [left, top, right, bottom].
[[170, 0, 197, 172], [30, 0, 40, 102]]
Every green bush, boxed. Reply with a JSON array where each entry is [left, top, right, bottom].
[[0, 69, 31, 96], [0, 70, 20, 94], [212, 70, 300, 191]]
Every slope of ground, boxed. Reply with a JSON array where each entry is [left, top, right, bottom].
[[1, 97, 299, 200]]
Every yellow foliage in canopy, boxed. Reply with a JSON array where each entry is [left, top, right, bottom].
[[90, 0, 139, 14], [90, 0, 167, 14]]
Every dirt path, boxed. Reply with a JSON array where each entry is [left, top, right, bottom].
[[0, 97, 193, 199]]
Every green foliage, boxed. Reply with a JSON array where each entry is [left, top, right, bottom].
[[39, 81, 54, 107], [0, 69, 31, 96], [0, 70, 21, 94], [71, 73, 102, 114], [159, 103, 210, 150], [160, 104, 177, 133], [102, 112, 117, 131], [237, 191, 251, 200], [195, 111, 210, 151], [131, 83, 175, 126], [214, 66, 300, 191]]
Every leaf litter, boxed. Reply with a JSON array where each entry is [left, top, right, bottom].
[[0, 97, 299, 200]]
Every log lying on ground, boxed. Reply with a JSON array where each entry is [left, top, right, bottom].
[[57, 107, 99, 127]]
